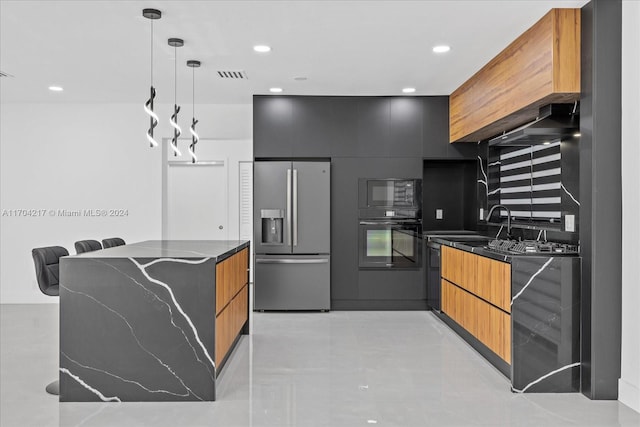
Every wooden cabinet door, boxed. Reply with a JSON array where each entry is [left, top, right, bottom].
[[441, 279, 456, 321], [461, 289, 478, 337], [476, 298, 511, 364], [215, 248, 250, 367], [461, 251, 478, 295], [488, 306, 511, 364], [441, 246, 463, 285], [476, 256, 511, 313]]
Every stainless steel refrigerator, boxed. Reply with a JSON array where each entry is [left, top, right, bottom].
[[253, 161, 330, 310]]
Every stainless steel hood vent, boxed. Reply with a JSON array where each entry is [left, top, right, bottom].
[[489, 103, 579, 146]]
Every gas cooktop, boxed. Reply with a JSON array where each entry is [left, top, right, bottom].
[[487, 239, 579, 255]]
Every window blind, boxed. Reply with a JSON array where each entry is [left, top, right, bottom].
[[490, 141, 562, 220]]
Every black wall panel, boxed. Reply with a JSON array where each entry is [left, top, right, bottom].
[[422, 160, 477, 231], [579, 0, 622, 400]]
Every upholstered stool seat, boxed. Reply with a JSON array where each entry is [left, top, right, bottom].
[[74, 239, 102, 254], [102, 237, 125, 249], [32, 245, 69, 395]]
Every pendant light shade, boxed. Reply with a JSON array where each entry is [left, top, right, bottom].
[[187, 60, 201, 164], [142, 8, 161, 148], [168, 38, 184, 157]]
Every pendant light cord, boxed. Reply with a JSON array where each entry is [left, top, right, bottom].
[[192, 66, 195, 117], [150, 19, 153, 85], [174, 45, 177, 105]]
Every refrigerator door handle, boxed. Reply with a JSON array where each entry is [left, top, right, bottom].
[[286, 168, 292, 247], [256, 258, 329, 264], [293, 169, 298, 247]]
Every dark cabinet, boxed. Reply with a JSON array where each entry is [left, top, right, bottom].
[[291, 97, 346, 157], [422, 96, 449, 158], [422, 96, 477, 159], [330, 157, 423, 307], [253, 97, 294, 158], [356, 98, 391, 157], [254, 95, 476, 160], [390, 98, 423, 157]]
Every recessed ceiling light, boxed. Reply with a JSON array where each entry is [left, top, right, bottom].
[[432, 45, 451, 53], [293, 76, 308, 81], [253, 45, 271, 53], [543, 142, 551, 145], [48, 86, 63, 92], [269, 87, 283, 93], [573, 132, 581, 137], [402, 87, 416, 93]]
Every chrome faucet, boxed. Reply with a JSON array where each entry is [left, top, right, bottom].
[[487, 204, 512, 239]]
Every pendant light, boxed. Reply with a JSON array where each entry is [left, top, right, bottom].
[[168, 38, 184, 156], [142, 8, 161, 147], [186, 60, 201, 163]]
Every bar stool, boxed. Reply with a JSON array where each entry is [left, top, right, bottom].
[[31, 246, 69, 395], [102, 237, 125, 249], [74, 239, 102, 254]]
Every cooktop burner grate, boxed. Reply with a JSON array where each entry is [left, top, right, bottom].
[[487, 239, 578, 254]]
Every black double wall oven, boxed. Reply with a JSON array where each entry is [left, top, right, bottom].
[[358, 178, 422, 269]]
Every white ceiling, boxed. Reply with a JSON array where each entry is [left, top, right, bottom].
[[0, 0, 588, 105]]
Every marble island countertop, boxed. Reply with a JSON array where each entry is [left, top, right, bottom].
[[71, 240, 250, 262]]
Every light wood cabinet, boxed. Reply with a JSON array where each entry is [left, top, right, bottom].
[[440, 246, 511, 363], [215, 248, 249, 368], [476, 255, 511, 313], [215, 285, 248, 367], [449, 8, 580, 143], [216, 248, 249, 315]]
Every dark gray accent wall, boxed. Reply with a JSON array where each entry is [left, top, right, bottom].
[[580, 0, 622, 400]]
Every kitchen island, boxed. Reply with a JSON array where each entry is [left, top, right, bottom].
[[432, 237, 581, 393], [59, 240, 250, 402]]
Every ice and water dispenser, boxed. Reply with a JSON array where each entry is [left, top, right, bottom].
[[261, 209, 284, 245]]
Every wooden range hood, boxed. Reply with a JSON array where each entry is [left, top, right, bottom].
[[449, 8, 581, 143]]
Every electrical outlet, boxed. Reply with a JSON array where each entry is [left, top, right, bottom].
[[436, 209, 443, 220], [479, 208, 484, 221], [565, 214, 575, 232]]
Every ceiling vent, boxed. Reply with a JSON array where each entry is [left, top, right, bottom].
[[217, 70, 248, 80], [0, 71, 14, 78]]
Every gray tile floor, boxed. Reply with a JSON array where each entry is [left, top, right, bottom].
[[1, 303, 638, 427]]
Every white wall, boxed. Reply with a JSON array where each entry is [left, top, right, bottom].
[[0, 102, 251, 304], [620, 0, 640, 413]]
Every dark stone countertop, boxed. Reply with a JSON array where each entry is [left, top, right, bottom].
[[69, 240, 250, 262], [427, 236, 580, 263], [429, 236, 514, 262]]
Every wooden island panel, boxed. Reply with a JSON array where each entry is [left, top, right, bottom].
[[215, 248, 249, 368]]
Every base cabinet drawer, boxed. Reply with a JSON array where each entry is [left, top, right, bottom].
[[215, 285, 249, 367], [441, 279, 511, 363]]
